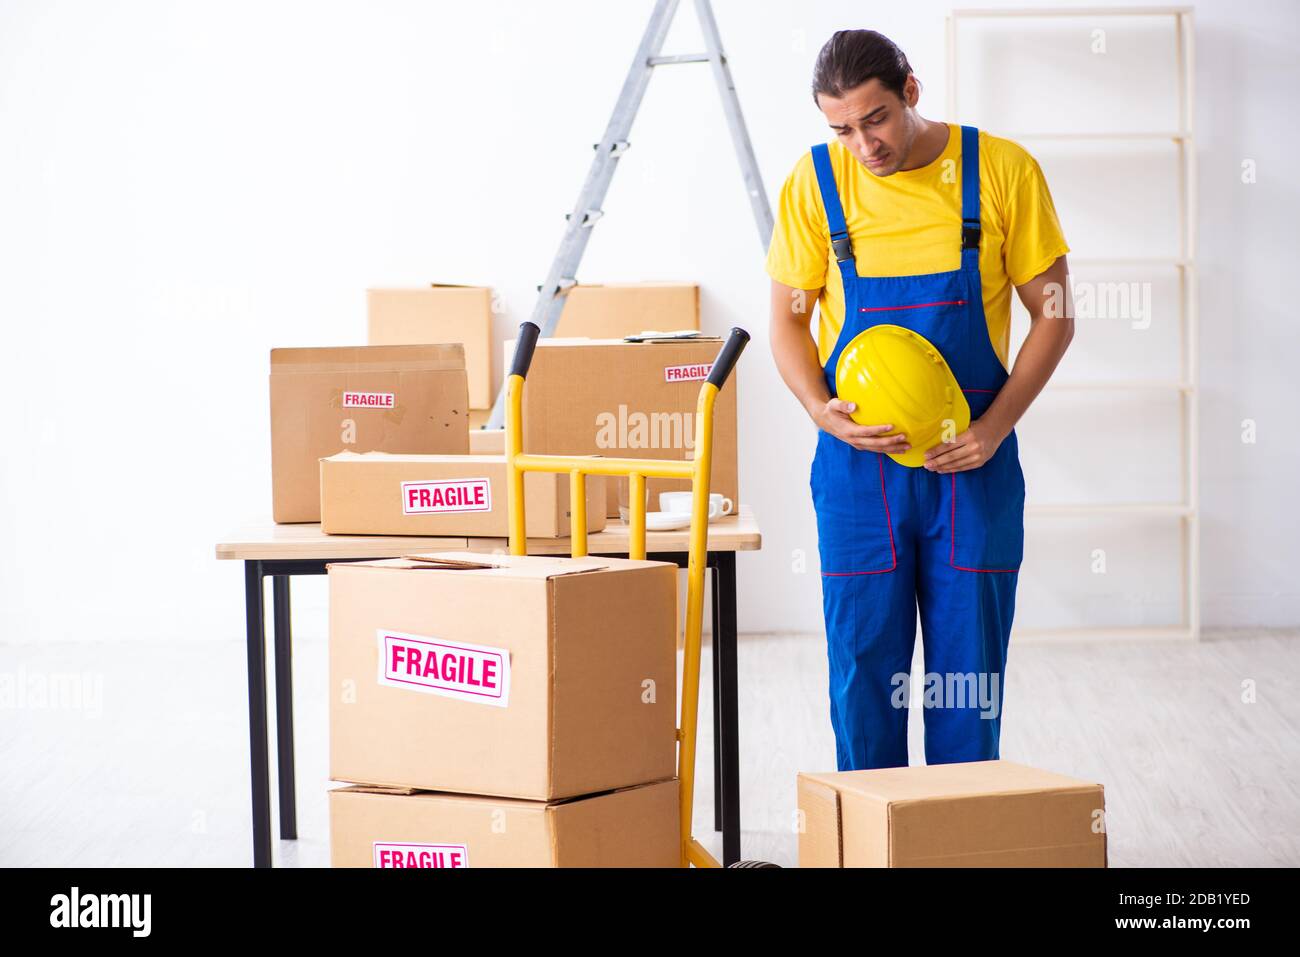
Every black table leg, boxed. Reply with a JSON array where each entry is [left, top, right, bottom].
[[715, 551, 740, 865], [711, 563, 722, 832], [244, 561, 272, 868], [272, 576, 297, 841]]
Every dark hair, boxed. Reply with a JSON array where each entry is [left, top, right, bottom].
[[811, 30, 918, 104]]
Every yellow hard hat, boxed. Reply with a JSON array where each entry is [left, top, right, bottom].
[[834, 324, 970, 468]]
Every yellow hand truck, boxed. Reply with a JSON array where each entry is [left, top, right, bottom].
[[504, 322, 773, 868]]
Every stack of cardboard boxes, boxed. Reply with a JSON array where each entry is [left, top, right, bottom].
[[327, 551, 683, 867], [305, 327, 739, 534], [263, 280, 711, 867], [267, 280, 731, 533]]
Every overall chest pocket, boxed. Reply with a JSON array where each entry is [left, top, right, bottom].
[[946, 428, 1026, 573], [810, 430, 897, 576]]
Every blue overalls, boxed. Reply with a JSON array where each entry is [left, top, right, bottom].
[[809, 125, 1025, 770]]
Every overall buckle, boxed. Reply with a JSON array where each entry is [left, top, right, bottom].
[[831, 233, 853, 262], [962, 219, 981, 251]]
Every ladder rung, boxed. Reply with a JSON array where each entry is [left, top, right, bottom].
[[564, 209, 604, 227], [648, 53, 712, 65]]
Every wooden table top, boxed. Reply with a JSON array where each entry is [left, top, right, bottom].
[[215, 504, 761, 561]]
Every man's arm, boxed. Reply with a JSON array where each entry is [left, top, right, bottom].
[[769, 278, 912, 454], [769, 279, 828, 420], [923, 254, 1075, 472]]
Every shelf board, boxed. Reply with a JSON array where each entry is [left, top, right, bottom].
[[1001, 130, 1191, 142], [952, 6, 1192, 19], [1043, 379, 1194, 392], [1026, 503, 1194, 517], [1011, 625, 1195, 642], [1069, 256, 1193, 268]]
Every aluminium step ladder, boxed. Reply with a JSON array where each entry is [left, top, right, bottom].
[[484, 0, 773, 429]]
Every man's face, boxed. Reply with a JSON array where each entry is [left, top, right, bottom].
[[817, 77, 920, 177]]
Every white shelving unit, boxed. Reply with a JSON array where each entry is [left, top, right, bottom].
[[947, 6, 1199, 641]]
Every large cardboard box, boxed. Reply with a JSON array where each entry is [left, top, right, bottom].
[[555, 282, 699, 339], [367, 285, 494, 409], [329, 552, 678, 800], [504, 337, 738, 517], [270, 345, 469, 524], [329, 779, 680, 868], [797, 760, 1108, 868], [319, 451, 606, 538]]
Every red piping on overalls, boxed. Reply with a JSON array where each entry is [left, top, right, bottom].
[[859, 299, 968, 313]]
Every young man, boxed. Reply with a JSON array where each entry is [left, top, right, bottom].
[[767, 30, 1075, 770]]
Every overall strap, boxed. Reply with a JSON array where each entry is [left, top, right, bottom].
[[960, 125, 981, 261], [810, 144, 854, 264]]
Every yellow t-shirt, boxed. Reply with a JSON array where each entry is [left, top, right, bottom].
[[764, 122, 1070, 370]]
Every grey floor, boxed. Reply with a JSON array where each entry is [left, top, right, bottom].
[[1, 628, 1297, 867]]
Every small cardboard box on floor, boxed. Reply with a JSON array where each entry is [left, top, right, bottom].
[[270, 344, 469, 523], [319, 451, 606, 538], [797, 760, 1108, 867], [329, 779, 680, 867], [367, 284, 494, 409], [503, 336, 738, 517], [329, 552, 678, 801], [555, 282, 699, 338]]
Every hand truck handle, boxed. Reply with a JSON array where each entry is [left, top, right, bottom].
[[706, 327, 750, 390], [509, 321, 542, 379]]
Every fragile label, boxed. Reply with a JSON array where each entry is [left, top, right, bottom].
[[373, 842, 470, 869], [378, 630, 511, 707], [342, 391, 395, 408], [664, 363, 712, 383], [402, 478, 492, 515]]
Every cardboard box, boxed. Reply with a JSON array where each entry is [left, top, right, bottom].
[[329, 778, 680, 868], [469, 428, 504, 454], [555, 282, 699, 339], [329, 552, 678, 800], [270, 345, 469, 524], [797, 760, 1108, 868], [319, 451, 606, 538], [504, 337, 738, 517], [367, 285, 494, 409]]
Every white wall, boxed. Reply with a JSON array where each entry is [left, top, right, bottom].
[[0, 0, 1295, 645]]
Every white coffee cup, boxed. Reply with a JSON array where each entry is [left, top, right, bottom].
[[659, 491, 734, 519]]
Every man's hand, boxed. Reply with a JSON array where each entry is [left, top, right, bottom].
[[815, 398, 912, 454], [922, 417, 1008, 473]]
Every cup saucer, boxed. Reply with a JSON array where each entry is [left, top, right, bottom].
[[617, 508, 694, 531]]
